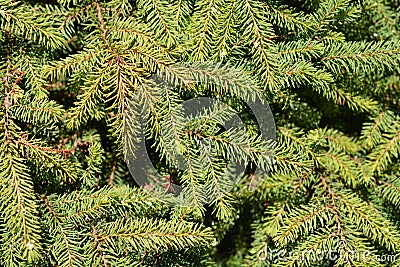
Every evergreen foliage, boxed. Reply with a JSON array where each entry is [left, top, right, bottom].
[[0, 0, 399, 266]]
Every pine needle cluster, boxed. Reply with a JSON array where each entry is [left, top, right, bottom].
[[0, 0, 399, 266]]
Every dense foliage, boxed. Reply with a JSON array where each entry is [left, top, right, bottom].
[[0, 0, 399, 266]]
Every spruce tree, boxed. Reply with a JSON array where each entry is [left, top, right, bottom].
[[0, 0, 399, 266]]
